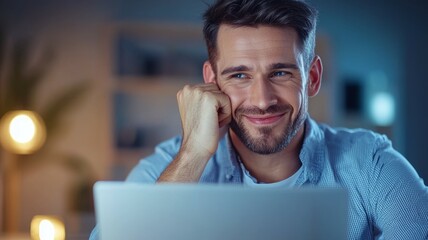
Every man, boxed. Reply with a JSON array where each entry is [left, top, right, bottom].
[[91, 0, 428, 239]]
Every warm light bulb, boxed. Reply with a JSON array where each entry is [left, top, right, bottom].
[[0, 110, 46, 154], [9, 114, 36, 143], [39, 219, 55, 240], [31, 215, 66, 240]]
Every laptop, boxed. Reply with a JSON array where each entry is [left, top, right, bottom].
[[94, 182, 348, 240]]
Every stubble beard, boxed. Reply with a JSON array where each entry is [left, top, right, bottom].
[[229, 104, 307, 155]]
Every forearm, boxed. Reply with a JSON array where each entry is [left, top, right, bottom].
[[157, 147, 212, 183]]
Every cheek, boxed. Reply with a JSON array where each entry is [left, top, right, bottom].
[[277, 87, 305, 115], [221, 86, 248, 115], [293, 91, 307, 118]]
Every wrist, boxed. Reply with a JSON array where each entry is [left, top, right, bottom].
[[179, 141, 214, 164]]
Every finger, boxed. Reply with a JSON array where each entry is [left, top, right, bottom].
[[191, 82, 219, 91], [214, 93, 232, 128], [218, 113, 232, 128], [178, 84, 222, 101]]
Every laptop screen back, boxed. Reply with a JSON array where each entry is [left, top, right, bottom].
[[94, 182, 347, 240]]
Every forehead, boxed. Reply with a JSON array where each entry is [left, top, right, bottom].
[[216, 24, 300, 66]]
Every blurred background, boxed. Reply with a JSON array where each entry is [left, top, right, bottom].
[[0, 0, 427, 239]]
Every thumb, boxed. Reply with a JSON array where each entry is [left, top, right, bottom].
[[217, 95, 232, 128]]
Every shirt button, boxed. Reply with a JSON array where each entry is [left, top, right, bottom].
[[225, 174, 233, 180]]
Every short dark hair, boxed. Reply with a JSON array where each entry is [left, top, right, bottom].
[[203, 0, 318, 71]]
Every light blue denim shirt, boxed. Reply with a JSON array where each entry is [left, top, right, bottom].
[[90, 118, 428, 239]]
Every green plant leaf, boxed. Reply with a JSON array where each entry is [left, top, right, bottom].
[[41, 81, 90, 140], [22, 48, 54, 109], [7, 40, 30, 110], [1, 39, 53, 113]]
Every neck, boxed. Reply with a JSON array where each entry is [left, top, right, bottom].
[[230, 125, 305, 183]]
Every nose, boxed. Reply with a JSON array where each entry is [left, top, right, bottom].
[[249, 77, 278, 110]]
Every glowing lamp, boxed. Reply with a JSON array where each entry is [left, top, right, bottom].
[[30, 215, 66, 240], [369, 92, 395, 126], [0, 110, 46, 154]]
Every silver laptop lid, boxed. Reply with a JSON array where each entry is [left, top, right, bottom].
[[94, 182, 348, 240]]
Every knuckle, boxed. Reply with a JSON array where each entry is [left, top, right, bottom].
[[182, 84, 192, 93], [201, 91, 215, 104], [193, 87, 206, 98]]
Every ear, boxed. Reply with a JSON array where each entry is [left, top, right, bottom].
[[203, 61, 216, 84], [307, 55, 323, 97]]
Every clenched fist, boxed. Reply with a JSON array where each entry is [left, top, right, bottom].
[[158, 82, 232, 182], [177, 82, 232, 158]]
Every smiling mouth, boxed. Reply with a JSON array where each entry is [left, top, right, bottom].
[[244, 113, 286, 125]]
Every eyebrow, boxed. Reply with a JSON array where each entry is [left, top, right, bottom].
[[220, 62, 299, 76], [220, 65, 252, 76], [269, 62, 299, 70]]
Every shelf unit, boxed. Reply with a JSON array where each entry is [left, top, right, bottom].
[[103, 22, 207, 179]]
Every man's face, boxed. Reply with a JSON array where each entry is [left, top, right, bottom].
[[215, 25, 310, 154]]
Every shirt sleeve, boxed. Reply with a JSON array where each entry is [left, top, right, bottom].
[[369, 135, 428, 239], [88, 225, 99, 240], [126, 136, 181, 182]]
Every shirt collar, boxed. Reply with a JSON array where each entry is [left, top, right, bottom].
[[217, 132, 242, 182], [298, 117, 325, 184]]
